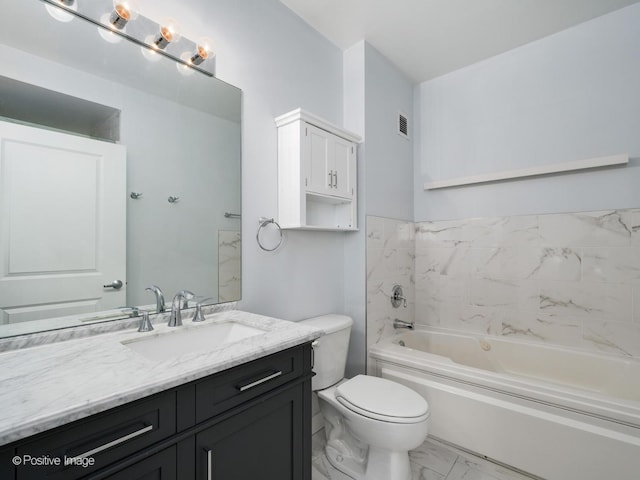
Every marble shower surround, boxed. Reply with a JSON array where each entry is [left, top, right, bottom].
[[366, 216, 415, 373], [367, 209, 640, 361]]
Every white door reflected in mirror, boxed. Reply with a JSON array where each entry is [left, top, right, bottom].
[[0, 120, 126, 324]]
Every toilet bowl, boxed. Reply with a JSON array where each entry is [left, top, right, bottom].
[[300, 314, 430, 480]]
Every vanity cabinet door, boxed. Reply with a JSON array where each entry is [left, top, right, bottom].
[[100, 446, 176, 480], [195, 382, 309, 480]]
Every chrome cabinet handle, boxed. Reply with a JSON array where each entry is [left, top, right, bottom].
[[311, 340, 319, 369], [71, 424, 153, 461], [333, 171, 337, 189], [207, 449, 213, 480], [237, 371, 283, 392], [103, 280, 123, 290], [328, 170, 333, 188]]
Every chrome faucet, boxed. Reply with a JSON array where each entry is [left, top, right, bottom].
[[145, 285, 166, 314], [192, 297, 214, 323], [393, 318, 414, 330], [168, 290, 195, 327]]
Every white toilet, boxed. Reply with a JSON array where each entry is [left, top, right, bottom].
[[301, 314, 430, 480]]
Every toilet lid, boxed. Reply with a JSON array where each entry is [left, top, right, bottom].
[[335, 375, 429, 423]]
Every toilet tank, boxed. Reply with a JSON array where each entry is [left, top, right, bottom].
[[299, 314, 352, 390]]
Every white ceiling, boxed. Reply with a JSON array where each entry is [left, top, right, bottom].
[[279, 0, 640, 84]]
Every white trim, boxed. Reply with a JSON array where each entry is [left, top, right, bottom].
[[423, 154, 629, 190], [274, 108, 362, 144]]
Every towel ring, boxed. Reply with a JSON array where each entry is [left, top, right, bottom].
[[256, 217, 283, 252]]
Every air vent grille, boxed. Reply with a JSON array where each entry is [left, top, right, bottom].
[[398, 112, 409, 139]]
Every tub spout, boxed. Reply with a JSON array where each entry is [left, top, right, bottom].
[[393, 319, 414, 330]]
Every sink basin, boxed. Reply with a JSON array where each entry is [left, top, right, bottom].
[[122, 322, 267, 361]]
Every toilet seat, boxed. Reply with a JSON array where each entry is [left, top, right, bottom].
[[335, 375, 429, 424]]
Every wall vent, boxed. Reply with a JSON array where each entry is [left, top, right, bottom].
[[397, 111, 409, 139]]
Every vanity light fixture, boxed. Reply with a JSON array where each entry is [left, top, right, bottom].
[[44, 0, 77, 23], [41, 0, 215, 76]]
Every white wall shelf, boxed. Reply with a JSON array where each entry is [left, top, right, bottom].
[[424, 154, 629, 190]]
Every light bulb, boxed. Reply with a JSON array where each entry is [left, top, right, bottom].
[[153, 20, 181, 50], [109, 1, 138, 30], [190, 37, 214, 66]]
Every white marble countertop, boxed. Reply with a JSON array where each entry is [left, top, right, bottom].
[[0, 310, 322, 446]]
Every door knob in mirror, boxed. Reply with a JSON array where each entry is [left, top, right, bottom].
[[104, 280, 124, 290]]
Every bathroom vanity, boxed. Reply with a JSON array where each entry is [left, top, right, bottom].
[[0, 310, 320, 479]]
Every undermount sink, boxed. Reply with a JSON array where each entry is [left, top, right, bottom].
[[122, 321, 268, 361]]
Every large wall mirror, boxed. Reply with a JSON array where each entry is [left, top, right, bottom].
[[0, 1, 242, 338]]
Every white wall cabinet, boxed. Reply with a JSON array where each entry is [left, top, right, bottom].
[[275, 109, 361, 231]]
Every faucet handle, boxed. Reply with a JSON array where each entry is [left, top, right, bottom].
[[177, 289, 195, 308], [192, 297, 214, 323], [137, 311, 154, 332], [391, 285, 407, 308]]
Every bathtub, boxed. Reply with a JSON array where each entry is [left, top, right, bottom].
[[368, 328, 640, 480]]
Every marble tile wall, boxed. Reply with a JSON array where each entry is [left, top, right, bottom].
[[366, 216, 415, 373], [367, 209, 640, 360], [218, 230, 241, 302]]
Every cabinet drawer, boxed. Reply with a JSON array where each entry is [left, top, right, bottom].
[[195, 346, 304, 423], [15, 390, 176, 480]]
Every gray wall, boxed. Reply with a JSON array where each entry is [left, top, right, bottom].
[[414, 3, 640, 222], [342, 42, 416, 375], [363, 44, 414, 222], [137, 0, 353, 322], [196, 1, 348, 322]]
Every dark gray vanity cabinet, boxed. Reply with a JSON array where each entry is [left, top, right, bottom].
[[2, 343, 313, 480]]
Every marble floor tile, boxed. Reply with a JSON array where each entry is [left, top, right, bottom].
[[409, 438, 457, 476], [411, 462, 446, 480], [311, 431, 536, 480]]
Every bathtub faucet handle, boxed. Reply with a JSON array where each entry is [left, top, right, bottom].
[[391, 285, 407, 308]]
